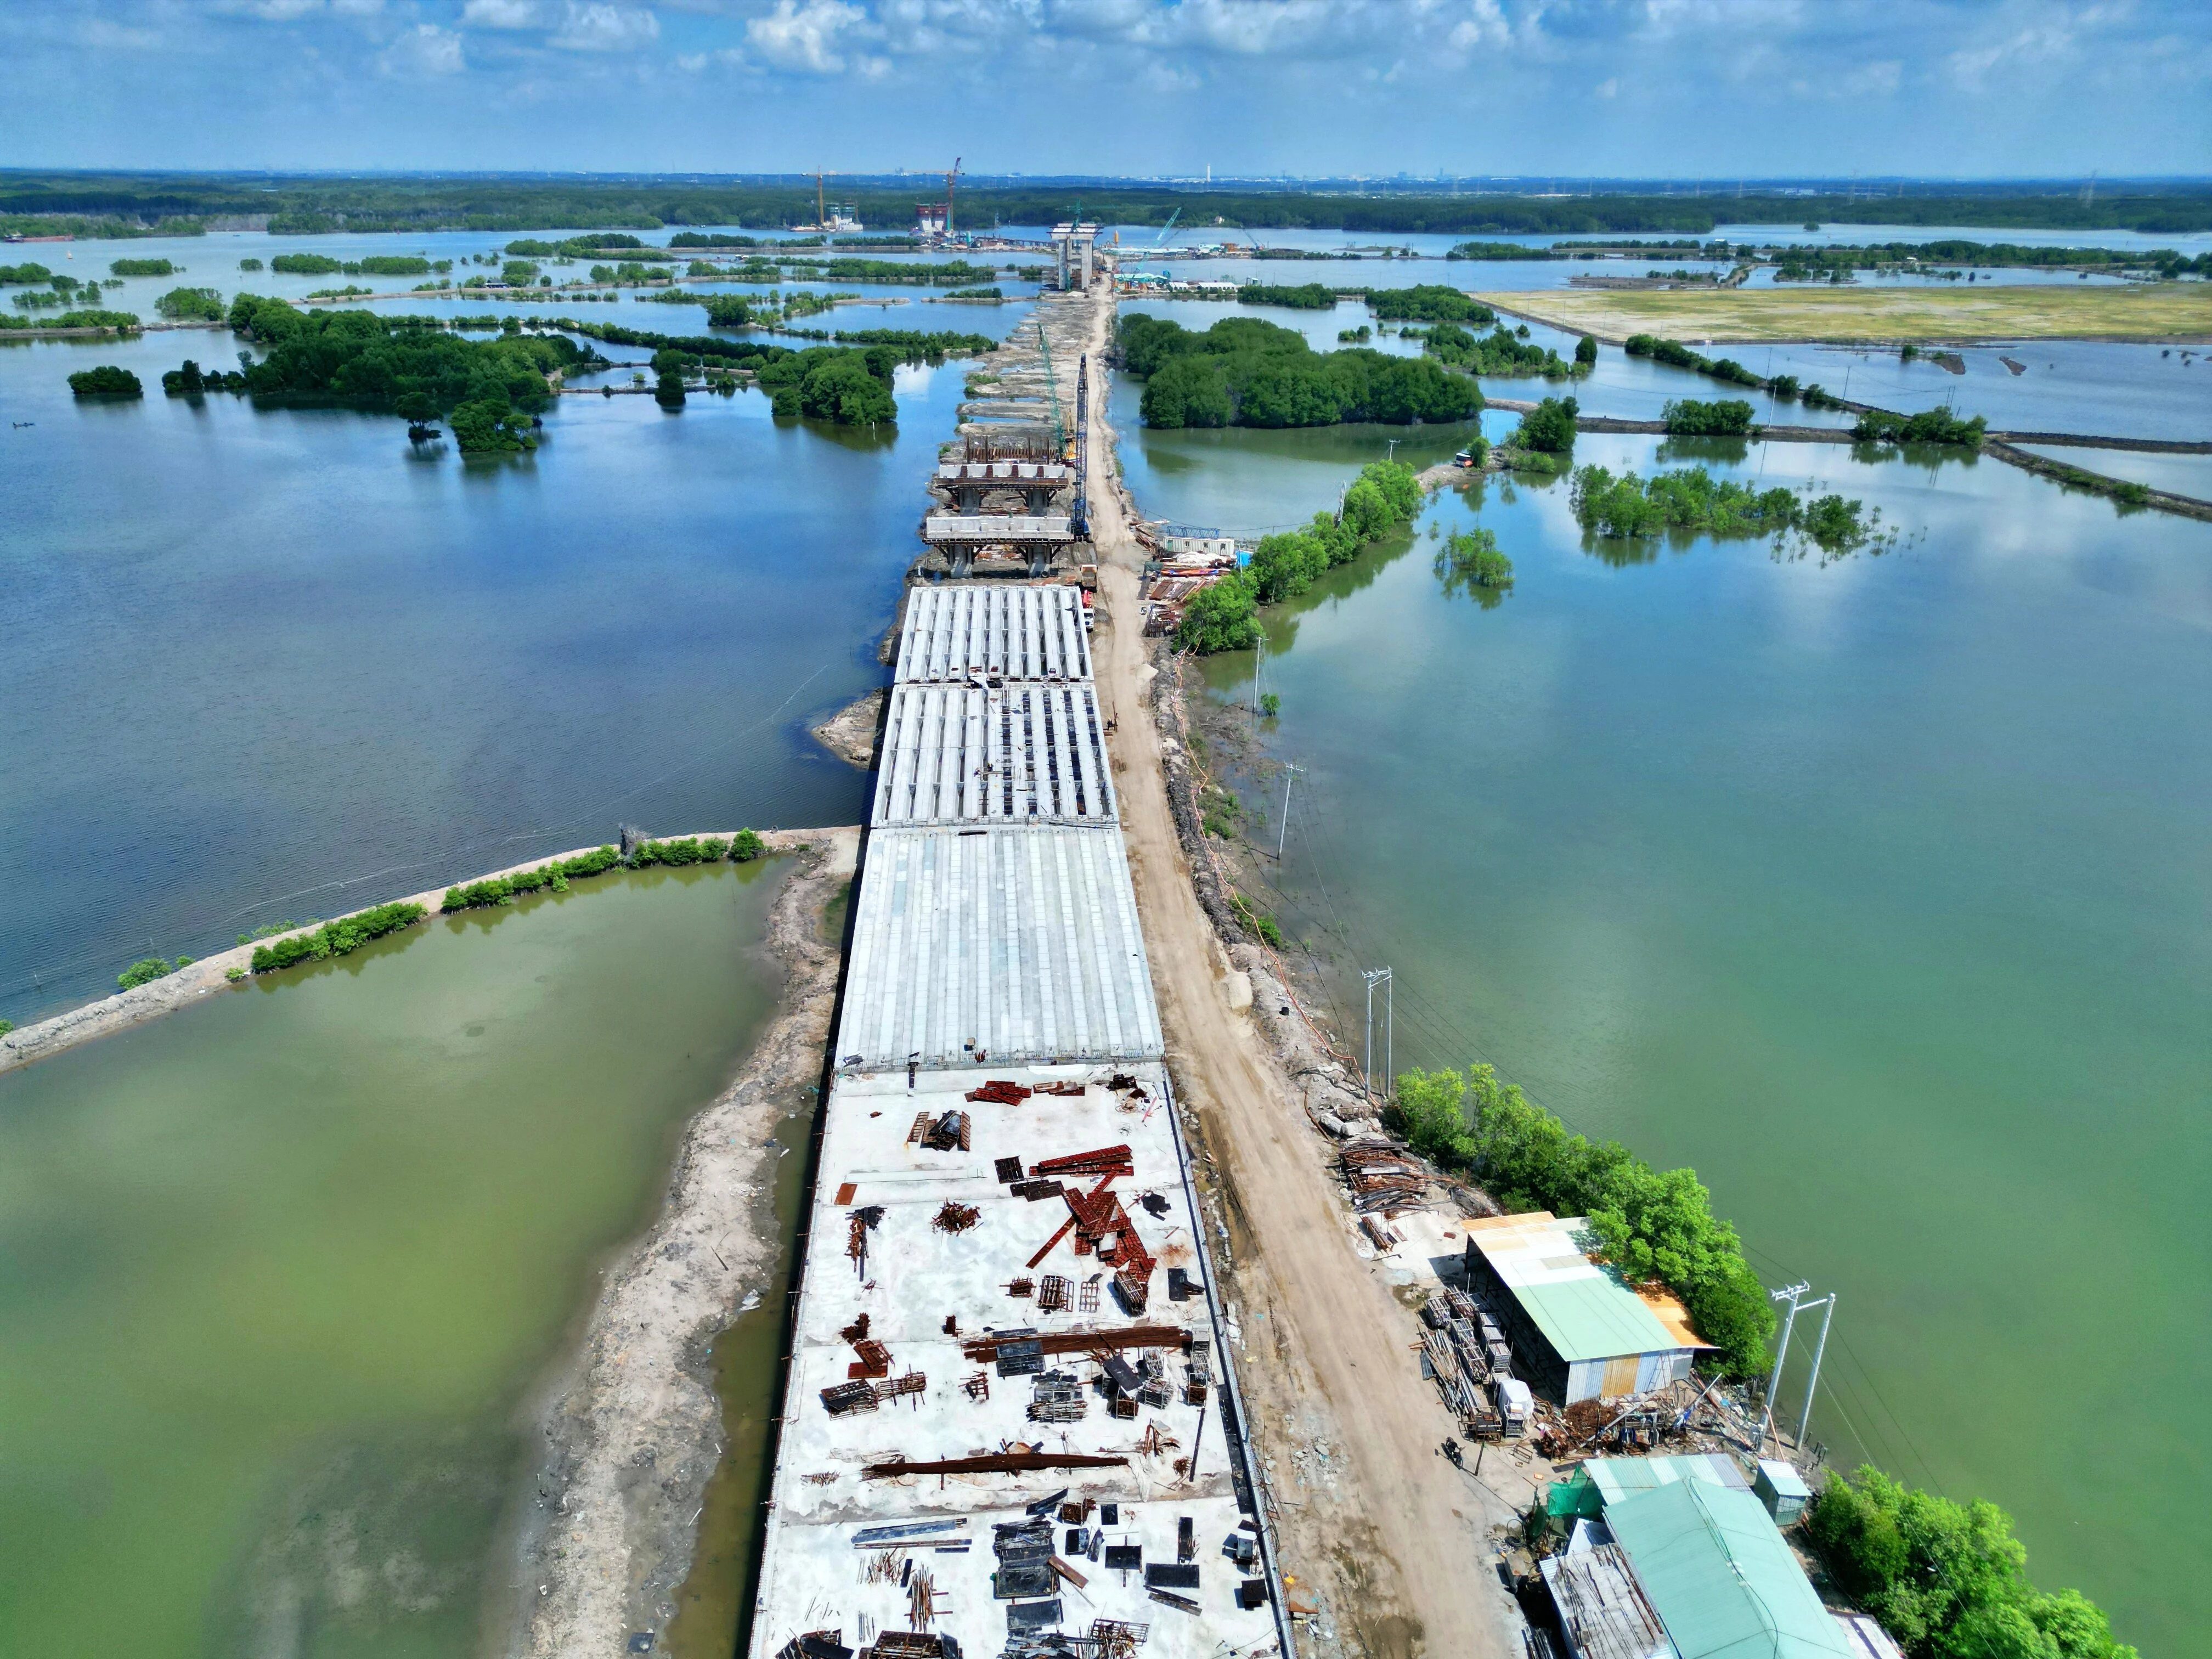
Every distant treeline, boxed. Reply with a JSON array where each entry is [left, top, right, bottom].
[[1764, 239, 2212, 276], [7, 171, 2211, 238]]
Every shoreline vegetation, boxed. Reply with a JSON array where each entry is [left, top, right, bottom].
[[0, 827, 813, 1077], [1176, 459, 1426, 651], [1381, 1068, 2135, 1658]]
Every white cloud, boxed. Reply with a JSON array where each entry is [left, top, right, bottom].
[[1839, 57, 1900, 94], [462, 0, 545, 25], [75, 16, 168, 48], [380, 21, 466, 70], [744, 0, 870, 71], [550, 1, 661, 48], [242, 0, 324, 19], [1946, 22, 2075, 91], [1594, 74, 1618, 96]]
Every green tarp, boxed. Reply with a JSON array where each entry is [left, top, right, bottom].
[[1604, 1480, 1852, 1659]]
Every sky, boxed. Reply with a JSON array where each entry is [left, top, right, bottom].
[[6, 0, 2211, 179]]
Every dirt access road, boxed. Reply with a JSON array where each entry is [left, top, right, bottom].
[[1074, 295, 1525, 1659]]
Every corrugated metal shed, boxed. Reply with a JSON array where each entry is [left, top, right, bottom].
[[837, 825, 1163, 1070], [1539, 1544, 1673, 1659], [874, 682, 1115, 826], [1604, 1481, 1853, 1659], [1832, 1614, 1903, 1659], [898, 585, 1092, 684], [1465, 1213, 1683, 1362]]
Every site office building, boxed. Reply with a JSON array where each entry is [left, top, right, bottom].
[[1462, 1211, 1710, 1404]]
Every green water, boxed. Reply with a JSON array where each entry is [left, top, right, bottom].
[[1163, 431, 2211, 1652], [0, 862, 788, 1658]]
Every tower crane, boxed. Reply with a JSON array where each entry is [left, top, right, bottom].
[[905, 157, 963, 240]]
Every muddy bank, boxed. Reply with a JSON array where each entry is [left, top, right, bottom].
[[809, 689, 887, 770], [0, 830, 836, 1077], [513, 826, 857, 1659]]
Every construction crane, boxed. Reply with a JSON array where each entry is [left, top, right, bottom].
[[907, 157, 963, 240], [812, 168, 835, 230], [1150, 207, 1181, 250]]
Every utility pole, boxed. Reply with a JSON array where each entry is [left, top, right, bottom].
[[1384, 437, 1401, 464], [1275, 763, 1301, 861], [1252, 628, 1263, 740], [1363, 968, 1393, 1105], [1756, 1282, 1810, 1460], [1797, 1293, 1837, 1447]]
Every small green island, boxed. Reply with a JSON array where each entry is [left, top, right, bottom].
[[1121, 313, 1482, 428]]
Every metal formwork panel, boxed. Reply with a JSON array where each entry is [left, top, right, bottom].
[[895, 587, 1092, 685], [874, 683, 1115, 826], [837, 825, 1163, 1070], [921, 515, 1072, 541]]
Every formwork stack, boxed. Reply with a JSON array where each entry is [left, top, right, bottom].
[[750, 478, 1285, 1659]]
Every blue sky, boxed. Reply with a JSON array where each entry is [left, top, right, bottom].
[[7, 0, 2210, 178]]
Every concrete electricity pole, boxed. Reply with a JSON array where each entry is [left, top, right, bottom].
[[1275, 763, 1301, 862], [1363, 967, 1393, 1106], [1797, 1293, 1837, 1447], [1757, 1282, 1813, 1460]]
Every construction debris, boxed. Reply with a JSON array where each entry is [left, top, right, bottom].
[[864, 1453, 1130, 1480], [822, 1380, 881, 1416], [1340, 1139, 1429, 1215], [968, 1080, 1034, 1105], [1028, 1370, 1089, 1423], [1032, 1144, 1135, 1178], [934, 1201, 983, 1234], [915, 1110, 973, 1152], [961, 1327, 1190, 1363]]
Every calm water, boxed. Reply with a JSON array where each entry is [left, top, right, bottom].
[[0, 278, 1009, 1022], [1131, 405, 2211, 1651], [0, 860, 788, 1658]]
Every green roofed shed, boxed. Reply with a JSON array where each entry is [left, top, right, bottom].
[[1547, 1454, 1750, 1519], [1604, 1480, 1852, 1659], [1463, 1212, 1711, 1403]]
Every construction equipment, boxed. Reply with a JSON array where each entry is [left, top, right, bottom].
[[911, 157, 963, 239]]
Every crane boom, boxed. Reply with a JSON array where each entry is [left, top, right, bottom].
[[1152, 207, 1181, 249]]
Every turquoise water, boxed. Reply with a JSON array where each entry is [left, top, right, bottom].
[[0, 862, 787, 1658], [1139, 417, 2210, 1652]]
